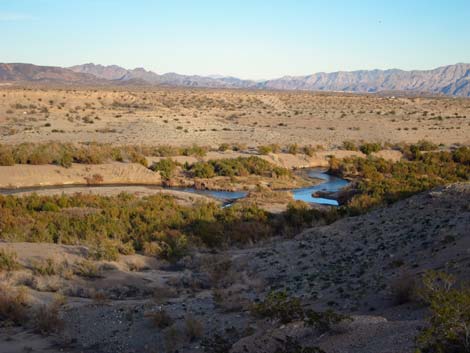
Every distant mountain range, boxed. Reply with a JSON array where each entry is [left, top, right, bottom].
[[1, 62, 470, 96]]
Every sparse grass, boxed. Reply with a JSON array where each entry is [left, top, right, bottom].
[[33, 298, 64, 334], [0, 249, 21, 272], [31, 257, 62, 276], [74, 260, 102, 278], [184, 314, 204, 341], [0, 285, 29, 326], [146, 309, 174, 329]]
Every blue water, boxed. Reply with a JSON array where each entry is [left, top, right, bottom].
[[291, 169, 349, 206], [185, 168, 348, 206]]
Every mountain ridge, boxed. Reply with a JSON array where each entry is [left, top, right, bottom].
[[1, 62, 469, 96]]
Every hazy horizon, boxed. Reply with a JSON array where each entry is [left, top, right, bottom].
[[1, 0, 470, 79]]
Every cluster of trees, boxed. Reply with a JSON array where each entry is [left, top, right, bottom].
[[188, 156, 292, 179], [330, 146, 470, 214]]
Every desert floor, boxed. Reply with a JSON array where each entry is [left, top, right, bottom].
[[1, 86, 469, 147]]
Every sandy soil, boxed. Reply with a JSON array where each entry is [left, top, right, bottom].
[[1, 86, 469, 147], [0, 162, 161, 189]]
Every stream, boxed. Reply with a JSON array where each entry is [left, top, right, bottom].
[[0, 168, 349, 206]]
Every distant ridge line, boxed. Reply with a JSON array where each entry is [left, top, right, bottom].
[[0, 62, 469, 96]]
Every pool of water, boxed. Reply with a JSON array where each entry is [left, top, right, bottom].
[[292, 169, 349, 206]]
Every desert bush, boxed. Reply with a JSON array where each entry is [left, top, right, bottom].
[[0, 145, 15, 166], [304, 309, 351, 334], [201, 334, 234, 353], [190, 161, 216, 178], [89, 240, 120, 261], [31, 258, 62, 276], [0, 249, 20, 272], [252, 291, 304, 324], [390, 275, 417, 305], [146, 309, 174, 329], [149, 230, 189, 261], [150, 158, 179, 180], [302, 145, 316, 157], [281, 201, 339, 233], [164, 324, 183, 353], [359, 142, 382, 155], [258, 145, 273, 155], [342, 140, 358, 151], [185, 314, 204, 341], [0, 285, 29, 326], [287, 143, 299, 155], [74, 260, 102, 278], [416, 271, 470, 353], [33, 299, 64, 334], [85, 173, 104, 185], [218, 143, 229, 152], [189, 157, 291, 179], [274, 336, 326, 353]]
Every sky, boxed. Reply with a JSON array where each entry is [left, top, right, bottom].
[[1, 0, 469, 79]]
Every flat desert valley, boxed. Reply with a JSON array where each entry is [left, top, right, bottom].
[[1, 86, 469, 147]]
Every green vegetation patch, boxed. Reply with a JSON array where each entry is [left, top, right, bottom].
[[188, 156, 291, 179], [330, 146, 470, 214]]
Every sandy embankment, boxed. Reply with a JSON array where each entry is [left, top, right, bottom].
[[146, 150, 376, 169], [0, 162, 162, 189]]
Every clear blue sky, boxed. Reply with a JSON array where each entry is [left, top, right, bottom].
[[1, 0, 469, 79]]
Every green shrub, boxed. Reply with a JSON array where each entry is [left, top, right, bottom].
[[74, 260, 102, 278], [330, 149, 470, 214], [359, 142, 382, 155], [258, 145, 273, 155], [89, 240, 120, 261], [305, 309, 351, 334], [189, 157, 291, 179], [302, 145, 316, 157], [0, 146, 15, 166], [342, 140, 358, 151], [252, 291, 303, 324], [218, 143, 229, 152], [287, 143, 299, 155], [191, 161, 216, 178], [416, 271, 470, 353], [150, 158, 179, 180]]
